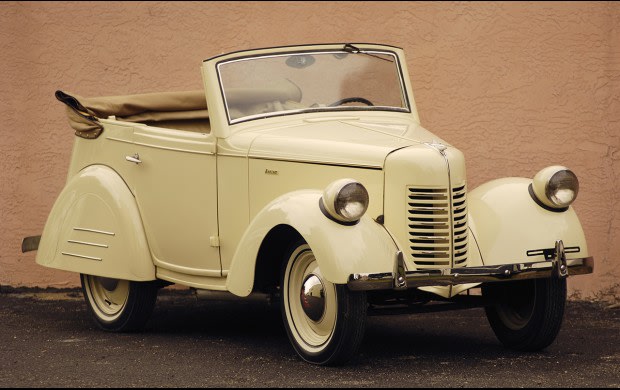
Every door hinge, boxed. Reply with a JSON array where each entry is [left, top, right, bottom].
[[209, 236, 220, 247]]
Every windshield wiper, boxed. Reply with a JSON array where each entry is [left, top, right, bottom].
[[343, 43, 394, 62]]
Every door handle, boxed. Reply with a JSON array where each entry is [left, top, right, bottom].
[[125, 153, 142, 164]]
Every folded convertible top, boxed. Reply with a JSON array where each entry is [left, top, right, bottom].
[[55, 90, 208, 139]]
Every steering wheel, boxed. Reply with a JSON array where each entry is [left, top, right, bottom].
[[328, 97, 374, 107]]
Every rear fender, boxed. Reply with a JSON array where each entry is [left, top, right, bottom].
[[36, 165, 155, 281]]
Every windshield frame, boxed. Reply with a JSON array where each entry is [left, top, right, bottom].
[[215, 48, 412, 125]]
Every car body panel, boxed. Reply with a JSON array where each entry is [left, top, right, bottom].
[[35, 165, 155, 281], [468, 178, 589, 265], [226, 190, 398, 297], [246, 117, 442, 168], [129, 125, 221, 278]]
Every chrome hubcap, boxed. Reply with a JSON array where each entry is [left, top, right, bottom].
[[284, 244, 337, 351], [300, 274, 325, 322]]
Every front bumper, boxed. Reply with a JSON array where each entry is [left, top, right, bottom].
[[348, 240, 594, 292]]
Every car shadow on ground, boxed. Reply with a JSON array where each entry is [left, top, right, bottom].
[[1, 290, 618, 387], [145, 292, 532, 361]]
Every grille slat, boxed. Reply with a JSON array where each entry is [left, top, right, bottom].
[[408, 206, 449, 212], [408, 218, 449, 223], [407, 185, 468, 270], [410, 242, 449, 248]]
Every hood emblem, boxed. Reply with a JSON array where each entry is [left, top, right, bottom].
[[425, 142, 448, 155]]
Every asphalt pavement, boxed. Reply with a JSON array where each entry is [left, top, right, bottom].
[[0, 288, 618, 388]]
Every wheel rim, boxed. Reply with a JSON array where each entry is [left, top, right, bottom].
[[496, 281, 536, 330], [83, 275, 130, 321], [284, 245, 337, 353]]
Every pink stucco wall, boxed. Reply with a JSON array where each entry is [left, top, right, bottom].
[[1, 2, 618, 301]]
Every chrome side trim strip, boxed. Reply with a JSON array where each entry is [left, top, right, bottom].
[[348, 256, 594, 292], [67, 240, 108, 248], [106, 136, 133, 145], [248, 155, 383, 170], [61, 252, 103, 262], [133, 141, 215, 156], [73, 227, 115, 236], [107, 137, 214, 156]]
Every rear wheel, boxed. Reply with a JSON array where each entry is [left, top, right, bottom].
[[483, 277, 566, 351], [281, 241, 367, 366], [80, 274, 158, 332]]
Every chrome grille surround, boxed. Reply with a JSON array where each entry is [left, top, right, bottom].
[[407, 184, 468, 269]]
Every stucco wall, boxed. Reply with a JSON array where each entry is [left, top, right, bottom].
[[1, 1, 618, 301]]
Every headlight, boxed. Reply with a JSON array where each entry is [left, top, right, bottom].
[[320, 179, 369, 224], [531, 166, 579, 210]]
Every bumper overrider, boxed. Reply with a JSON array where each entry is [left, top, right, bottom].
[[348, 240, 594, 292]]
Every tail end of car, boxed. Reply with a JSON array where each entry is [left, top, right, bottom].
[[35, 164, 156, 281]]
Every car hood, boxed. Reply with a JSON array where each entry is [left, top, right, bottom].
[[248, 118, 447, 169]]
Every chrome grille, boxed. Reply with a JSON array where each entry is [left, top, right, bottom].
[[407, 187, 451, 268], [452, 185, 468, 267], [407, 185, 468, 269]]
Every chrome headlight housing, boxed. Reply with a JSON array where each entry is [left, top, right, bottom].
[[320, 179, 369, 224], [531, 166, 579, 210]]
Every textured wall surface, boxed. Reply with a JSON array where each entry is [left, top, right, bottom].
[[1, 2, 618, 301]]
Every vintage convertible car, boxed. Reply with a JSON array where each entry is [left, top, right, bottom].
[[24, 43, 593, 365]]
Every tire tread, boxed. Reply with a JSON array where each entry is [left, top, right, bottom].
[[484, 277, 566, 351]]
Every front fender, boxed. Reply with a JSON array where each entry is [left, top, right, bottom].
[[36, 165, 156, 281], [227, 190, 398, 297], [468, 177, 589, 266]]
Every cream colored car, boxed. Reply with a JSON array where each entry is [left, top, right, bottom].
[[26, 43, 593, 365]]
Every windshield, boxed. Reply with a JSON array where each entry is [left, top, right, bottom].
[[217, 49, 409, 124]]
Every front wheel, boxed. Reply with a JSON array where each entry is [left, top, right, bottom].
[[483, 277, 566, 351], [281, 241, 367, 366], [80, 274, 158, 332]]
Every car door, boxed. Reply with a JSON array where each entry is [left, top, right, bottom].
[[127, 125, 221, 277]]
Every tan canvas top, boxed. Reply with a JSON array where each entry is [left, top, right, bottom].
[[56, 90, 208, 139]]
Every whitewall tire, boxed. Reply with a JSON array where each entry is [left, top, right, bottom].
[[281, 241, 367, 365], [81, 274, 158, 332]]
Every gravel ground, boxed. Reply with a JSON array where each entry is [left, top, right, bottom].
[[0, 288, 618, 388]]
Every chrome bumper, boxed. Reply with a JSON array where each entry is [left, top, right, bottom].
[[348, 240, 594, 292]]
